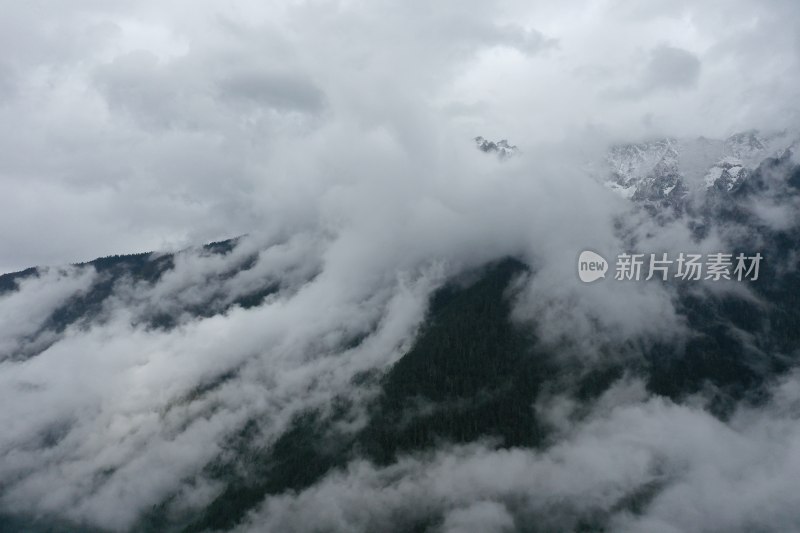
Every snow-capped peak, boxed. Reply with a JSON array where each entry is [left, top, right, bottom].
[[601, 129, 799, 205], [474, 136, 518, 159]]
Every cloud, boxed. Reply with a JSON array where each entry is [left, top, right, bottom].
[[236, 373, 800, 533], [0, 235, 444, 530], [0, 0, 798, 271], [0, 267, 96, 360], [440, 501, 515, 533], [0, 1, 798, 531], [216, 69, 326, 113], [603, 44, 701, 101], [642, 45, 701, 92]]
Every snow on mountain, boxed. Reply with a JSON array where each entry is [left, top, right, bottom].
[[605, 138, 681, 199], [703, 157, 745, 191], [601, 130, 800, 206], [474, 136, 518, 159]]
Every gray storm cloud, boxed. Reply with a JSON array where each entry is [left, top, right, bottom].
[[0, 0, 798, 271], [642, 45, 701, 92]]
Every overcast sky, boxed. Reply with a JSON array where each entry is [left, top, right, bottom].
[[1, 0, 799, 272]]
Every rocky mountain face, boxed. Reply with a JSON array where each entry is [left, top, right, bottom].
[[602, 130, 799, 219], [474, 136, 519, 159]]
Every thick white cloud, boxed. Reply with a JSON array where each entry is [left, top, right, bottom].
[[0, 233, 442, 530], [0, 266, 95, 360], [0, 0, 798, 272], [236, 375, 800, 533], [0, 1, 798, 531]]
